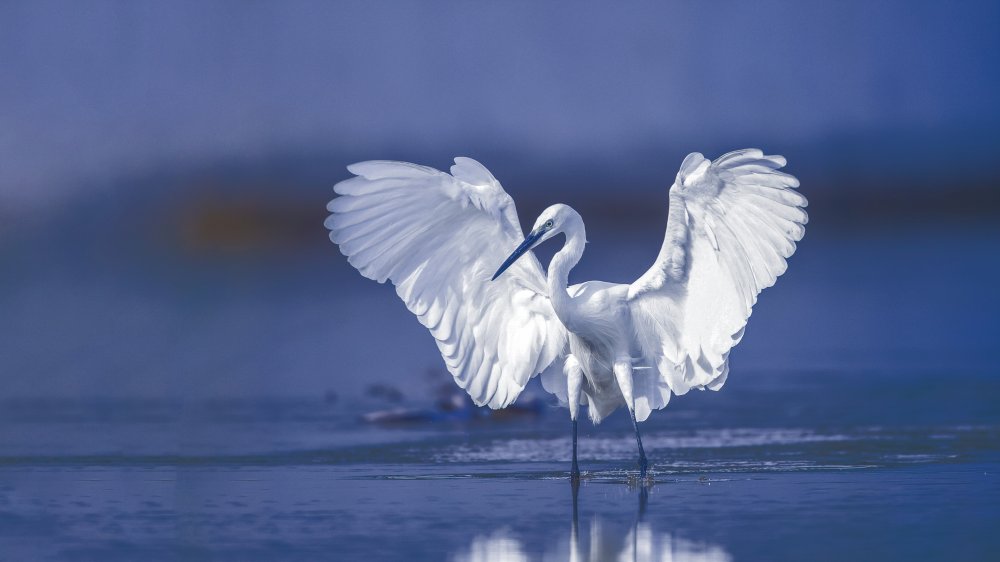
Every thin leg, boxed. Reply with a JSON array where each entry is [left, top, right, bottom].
[[629, 408, 649, 479], [566, 355, 584, 482], [571, 468, 580, 520], [571, 419, 580, 481], [614, 359, 649, 480]]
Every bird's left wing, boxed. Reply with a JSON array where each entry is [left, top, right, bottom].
[[626, 150, 807, 419], [325, 158, 567, 409]]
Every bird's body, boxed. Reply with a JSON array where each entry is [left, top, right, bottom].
[[326, 150, 807, 478], [548, 256, 641, 424], [560, 283, 631, 422]]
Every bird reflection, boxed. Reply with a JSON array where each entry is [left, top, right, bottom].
[[453, 483, 731, 562], [460, 531, 530, 562]]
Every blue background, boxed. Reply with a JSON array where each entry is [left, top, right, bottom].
[[2, 0, 998, 399], [2, 3, 999, 561]]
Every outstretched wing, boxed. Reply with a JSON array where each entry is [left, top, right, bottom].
[[628, 149, 807, 411], [325, 158, 567, 408]]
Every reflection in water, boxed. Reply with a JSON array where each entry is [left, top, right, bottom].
[[459, 531, 531, 562], [453, 484, 731, 562]]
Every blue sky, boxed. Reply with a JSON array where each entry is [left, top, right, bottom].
[[1, 0, 998, 209]]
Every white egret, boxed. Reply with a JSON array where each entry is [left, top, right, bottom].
[[325, 149, 807, 479]]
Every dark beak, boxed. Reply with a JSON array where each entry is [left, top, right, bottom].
[[492, 229, 543, 281]]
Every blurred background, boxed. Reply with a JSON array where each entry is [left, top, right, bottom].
[[2, 0, 998, 402]]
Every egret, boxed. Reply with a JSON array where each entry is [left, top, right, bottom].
[[325, 150, 807, 480]]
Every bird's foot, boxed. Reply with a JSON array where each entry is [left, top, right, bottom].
[[628, 456, 653, 487], [625, 455, 653, 487], [626, 471, 654, 488]]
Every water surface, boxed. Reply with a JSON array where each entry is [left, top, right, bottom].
[[1, 369, 997, 561]]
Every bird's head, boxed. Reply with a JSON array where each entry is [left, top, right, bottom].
[[492, 204, 582, 281]]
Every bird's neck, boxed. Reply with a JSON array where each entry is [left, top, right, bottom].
[[548, 229, 585, 319]]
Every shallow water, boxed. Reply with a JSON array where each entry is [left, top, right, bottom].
[[1, 370, 998, 561], [2, 225, 999, 559]]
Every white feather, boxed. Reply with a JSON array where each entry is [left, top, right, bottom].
[[326, 158, 566, 408], [629, 149, 808, 401]]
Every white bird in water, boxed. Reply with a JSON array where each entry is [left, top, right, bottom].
[[326, 149, 807, 480]]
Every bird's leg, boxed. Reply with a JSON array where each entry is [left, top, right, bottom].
[[614, 360, 648, 480], [567, 356, 584, 482], [630, 408, 649, 479], [571, 419, 579, 480]]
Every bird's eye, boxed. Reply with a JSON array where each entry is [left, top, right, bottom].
[[545, 220, 553, 228]]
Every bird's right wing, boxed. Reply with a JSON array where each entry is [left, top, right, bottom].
[[325, 158, 567, 409], [627, 150, 807, 415]]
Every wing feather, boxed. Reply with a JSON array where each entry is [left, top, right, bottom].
[[326, 158, 566, 408], [629, 149, 807, 403]]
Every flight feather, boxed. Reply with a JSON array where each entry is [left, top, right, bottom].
[[326, 158, 567, 408], [629, 149, 807, 407]]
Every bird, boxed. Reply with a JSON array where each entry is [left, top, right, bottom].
[[325, 149, 807, 480]]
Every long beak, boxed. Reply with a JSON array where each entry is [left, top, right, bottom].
[[492, 229, 543, 281]]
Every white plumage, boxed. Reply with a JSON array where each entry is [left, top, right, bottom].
[[326, 149, 807, 477], [326, 158, 565, 409]]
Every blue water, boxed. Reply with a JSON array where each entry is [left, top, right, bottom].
[[0, 368, 998, 561], [1, 225, 999, 560]]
